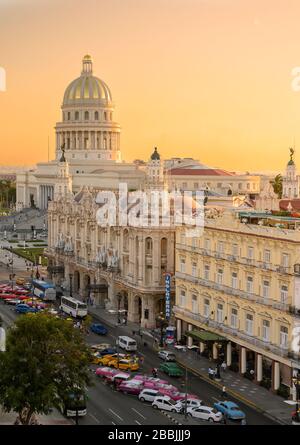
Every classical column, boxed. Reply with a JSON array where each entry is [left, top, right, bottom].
[[153, 236, 160, 285], [200, 342, 205, 354], [187, 324, 193, 347], [240, 347, 247, 374], [273, 361, 280, 391], [213, 343, 218, 360], [256, 353, 263, 382], [176, 319, 182, 342], [226, 342, 232, 367], [138, 236, 143, 284]]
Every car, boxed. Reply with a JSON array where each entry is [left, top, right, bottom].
[[15, 304, 39, 314], [90, 343, 111, 352], [177, 398, 204, 410], [111, 372, 131, 384], [152, 396, 182, 413], [90, 323, 108, 335], [167, 392, 199, 402], [213, 401, 246, 420], [4, 298, 22, 305], [108, 358, 139, 372], [174, 345, 187, 352], [95, 367, 120, 380], [117, 381, 143, 395], [0, 293, 17, 300], [187, 406, 223, 423], [134, 375, 169, 385], [16, 278, 26, 285], [100, 348, 118, 356], [159, 362, 184, 377], [98, 353, 128, 366], [139, 389, 160, 403], [158, 350, 176, 362], [90, 352, 104, 365]]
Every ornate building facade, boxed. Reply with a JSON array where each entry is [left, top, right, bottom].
[[175, 209, 300, 396]]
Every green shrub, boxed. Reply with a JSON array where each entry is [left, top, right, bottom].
[[277, 384, 290, 399], [260, 378, 272, 390]]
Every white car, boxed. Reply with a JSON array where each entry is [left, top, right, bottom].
[[187, 406, 223, 423], [174, 345, 187, 352], [152, 396, 182, 413], [139, 389, 159, 403], [178, 398, 204, 410], [158, 350, 176, 361]]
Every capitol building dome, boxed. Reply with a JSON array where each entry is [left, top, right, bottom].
[[63, 55, 112, 105], [55, 55, 121, 163]]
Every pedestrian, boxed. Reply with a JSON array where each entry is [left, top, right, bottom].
[[208, 367, 214, 380], [221, 361, 227, 373], [221, 385, 227, 398], [152, 368, 158, 378]]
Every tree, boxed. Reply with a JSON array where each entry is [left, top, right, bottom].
[[271, 174, 283, 198], [0, 313, 92, 424]]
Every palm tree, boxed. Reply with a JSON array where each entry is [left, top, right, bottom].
[[271, 174, 283, 198]]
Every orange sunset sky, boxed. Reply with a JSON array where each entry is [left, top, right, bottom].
[[1, 0, 300, 171]]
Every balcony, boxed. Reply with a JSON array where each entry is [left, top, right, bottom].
[[175, 271, 291, 312], [173, 306, 290, 358], [176, 243, 291, 275]]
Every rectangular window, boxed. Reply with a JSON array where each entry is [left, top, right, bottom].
[[204, 299, 210, 318], [262, 320, 270, 342], [192, 262, 197, 277], [179, 290, 185, 307], [231, 272, 238, 289], [247, 246, 254, 259], [232, 244, 239, 257], [192, 295, 198, 313], [282, 253, 289, 268], [217, 241, 224, 253], [217, 304, 223, 323], [231, 308, 238, 328], [246, 276, 253, 293], [204, 265, 210, 281], [217, 269, 223, 285], [246, 314, 253, 335], [192, 237, 197, 248], [264, 250, 271, 263], [280, 326, 288, 348], [194, 182, 199, 189], [204, 238, 211, 251], [280, 285, 288, 303], [180, 258, 186, 273], [263, 280, 270, 298]]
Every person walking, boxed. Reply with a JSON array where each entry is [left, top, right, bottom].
[[221, 361, 227, 373], [208, 367, 214, 380], [221, 385, 227, 398]]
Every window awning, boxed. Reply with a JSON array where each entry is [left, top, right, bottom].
[[185, 330, 227, 342]]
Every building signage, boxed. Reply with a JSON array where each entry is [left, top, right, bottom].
[[165, 273, 171, 320]]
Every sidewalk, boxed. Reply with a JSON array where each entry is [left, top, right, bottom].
[[0, 407, 71, 425], [88, 305, 294, 425]]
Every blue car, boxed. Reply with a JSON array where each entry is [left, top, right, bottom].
[[90, 323, 108, 335], [213, 401, 246, 420], [15, 304, 38, 314], [100, 348, 117, 356]]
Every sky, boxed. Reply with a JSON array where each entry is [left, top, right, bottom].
[[1, 0, 300, 172]]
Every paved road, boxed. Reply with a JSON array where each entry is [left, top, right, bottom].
[[0, 282, 279, 426]]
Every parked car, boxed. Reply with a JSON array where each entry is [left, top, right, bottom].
[[152, 396, 182, 413], [187, 406, 223, 423], [158, 350, 176, 362], [90, 323, 108, 335], [4, 298, 21, 305], [16, 278, 26, 285], [100, 348, 118, 356], [167, 392, 199, 402], [117, 381, 143, 395], [15, 304, 39, 314], [174, 345, 187, 352], [98, 353, 128, 366], [139, 389, 160, 403], [133, 375, 169, 385], [108, 358, 139, 372], [90, 343, 111, 353], [177, 398, 204, 410], [110, 373, 131, 384], [95, 367, 118, 379], [159, 362, 184, 377], [213, 401, 246, 420]]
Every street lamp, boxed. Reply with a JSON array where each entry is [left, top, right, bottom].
[[292, 371, 300, 424], [156, 312, 167, 348]]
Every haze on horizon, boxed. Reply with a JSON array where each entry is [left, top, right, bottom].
[[1, 0, 300, 172]]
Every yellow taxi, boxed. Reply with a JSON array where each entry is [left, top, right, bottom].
[[91, 353, 103, 365], [16, 278, 26, 285], [108, 358, 139, 372]]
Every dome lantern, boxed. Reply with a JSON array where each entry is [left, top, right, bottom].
[[82, 54, 93, 75]]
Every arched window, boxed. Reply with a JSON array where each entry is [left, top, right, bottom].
[[95, 111, 99, 120], [75, 111, 79, 120], [84, 111, 89, 120], [145, 237, 152, 255]]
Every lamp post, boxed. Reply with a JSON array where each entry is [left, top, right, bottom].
[[156, 312, 167, 348], [292, 371, 300, 424]]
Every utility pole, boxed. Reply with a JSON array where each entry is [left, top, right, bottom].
[[184, 366, 188, 419]]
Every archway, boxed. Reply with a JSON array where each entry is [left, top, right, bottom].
[[133, 295, 142, 323], [74, 271, 80, 294]]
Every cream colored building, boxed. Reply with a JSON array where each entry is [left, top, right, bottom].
[[46, 186, 175, 329], [175, 210, 300, 395]]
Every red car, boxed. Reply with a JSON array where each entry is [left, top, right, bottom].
[[0, 293, 18, 300], [14, 289, 29, 295], [117, 381, 143, 395]]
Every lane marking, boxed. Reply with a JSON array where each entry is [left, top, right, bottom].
[[109, 408, 124, 422], [88, 413, 101, 424], [131, 408, 146, 420], [135, 420, 142, 425], [111, 421, 116, 425]]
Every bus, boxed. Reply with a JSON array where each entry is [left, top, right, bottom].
[[60, 390, 87, 418], [60, 296, 88, 318], [31, 279, 56, 301]]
